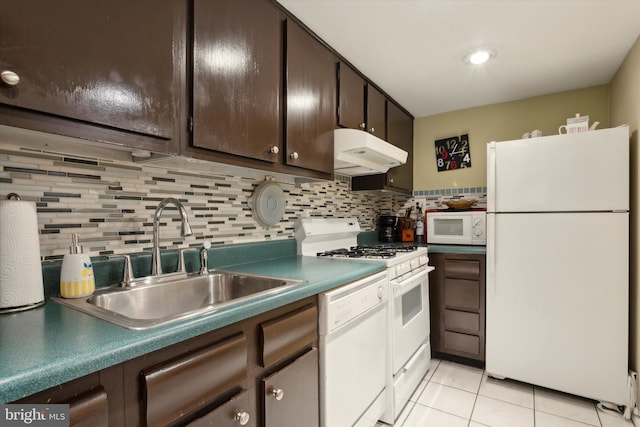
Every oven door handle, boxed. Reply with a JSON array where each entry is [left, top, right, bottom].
[[391, 266, 434, 296], [403, 343, 428, 372]]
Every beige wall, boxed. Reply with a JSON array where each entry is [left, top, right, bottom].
[[413, 85, 609, 190], [610, 35, 640, 387]]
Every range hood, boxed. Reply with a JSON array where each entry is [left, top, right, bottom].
[[334, 128, 407, 176]]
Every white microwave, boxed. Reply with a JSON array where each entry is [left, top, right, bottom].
[[426, 210, 486, 245]]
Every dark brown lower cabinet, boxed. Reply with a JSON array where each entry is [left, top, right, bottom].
[[13, 297, 318, 427], [429, 252, 486, 363], [262, 349, 319, 427], [15, 365, 124, 427]]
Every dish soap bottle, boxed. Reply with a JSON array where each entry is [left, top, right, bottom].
[[60, 234, 95, 298]]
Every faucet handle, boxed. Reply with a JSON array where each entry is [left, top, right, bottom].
[[108, 254, 134, 287], [177, 248, 188, 274], [200, 241, 211, 275]]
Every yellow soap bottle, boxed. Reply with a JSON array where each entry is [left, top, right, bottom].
[[60, 234, 95, 298]]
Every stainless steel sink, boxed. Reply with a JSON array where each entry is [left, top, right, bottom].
[[52, 271, 305, 330]]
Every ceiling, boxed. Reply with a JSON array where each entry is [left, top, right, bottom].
[[276, 0, 640, 118]]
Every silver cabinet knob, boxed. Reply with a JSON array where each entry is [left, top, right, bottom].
[[289, 152, 299, 160], [233, 409, 250, 425], [359, 122, 366, 129], [271, 388, 284, 400], [389, 178, 394, 184], [269, 146, 279, 154], [369, 127, 375, 133], [1, 70, 20, 86]]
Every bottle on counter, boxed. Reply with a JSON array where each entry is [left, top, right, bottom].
[[415, 203, 424, 243], [60, 233, 95, 298]]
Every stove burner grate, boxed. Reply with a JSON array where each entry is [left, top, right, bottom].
[[316, 244, 417, 259]]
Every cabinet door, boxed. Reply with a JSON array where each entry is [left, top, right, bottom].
[[366, 85, 386, 139], [386, 101, 414, 192], [0, 0, 183, 152], [263, 348, 319, 427], [192, 0, 282, 163], [337, 62, 365, 130], [285, 20, 336, 174]]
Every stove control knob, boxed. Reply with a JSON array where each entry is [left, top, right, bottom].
[[474, 228, 483, 236], [419, 255, 428, 266], [473, 218, 482, 226]]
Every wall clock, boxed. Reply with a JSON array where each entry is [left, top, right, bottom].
[[434, 134, 471, 171]]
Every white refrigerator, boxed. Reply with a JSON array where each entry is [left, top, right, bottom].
[[485, 126, 630, 405]]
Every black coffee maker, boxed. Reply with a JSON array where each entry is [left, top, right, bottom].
[[378, 215, 397, 242]]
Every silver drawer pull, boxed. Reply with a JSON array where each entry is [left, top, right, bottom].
[[1, 70, 20, 86], [271, 388, 284, 400], [233, 409, 250, 425]]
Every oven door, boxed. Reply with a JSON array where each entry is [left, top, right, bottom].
[[390, 266, 434, 374], [426, 213, 473, 245]]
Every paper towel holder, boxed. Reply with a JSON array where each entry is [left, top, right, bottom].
[[0, 192, 46, 314]]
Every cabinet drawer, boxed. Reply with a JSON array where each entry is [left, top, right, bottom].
[[68, 387, 109, 427], [444, 259, 480, 280], [444, 309, 480, 334], [186, 388, 256, 427], [444, 331, 480, 355], [260, 305, 318, 367], [445, 279, 480, 310], [143, 333, 247, 427]]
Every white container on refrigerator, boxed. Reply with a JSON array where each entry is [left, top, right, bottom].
[[485, 126, 629, 405]]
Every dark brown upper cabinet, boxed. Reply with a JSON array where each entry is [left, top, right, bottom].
[[192, 0, 282, 163], [366, 85, 386, 140], [0, 0, 185, 154], [386, 100, 414, 192], [285, 19, 336, 175], [337, 62, 365, 130]]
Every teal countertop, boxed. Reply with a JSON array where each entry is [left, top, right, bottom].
[[0, 245, 385, 403]]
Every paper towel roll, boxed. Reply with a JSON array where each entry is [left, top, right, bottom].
[[0, 199, 45, 311]]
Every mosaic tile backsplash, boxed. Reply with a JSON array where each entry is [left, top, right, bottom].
[[0, 143, 391, 260], [1, 141, 485, 261]]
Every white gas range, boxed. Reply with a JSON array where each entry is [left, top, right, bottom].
[[295, 218, 433, 426]]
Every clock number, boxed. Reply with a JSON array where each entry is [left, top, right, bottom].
[[437, 145, 449, 159], [437, 158, 444, 168], [449, 160, 457, 169]]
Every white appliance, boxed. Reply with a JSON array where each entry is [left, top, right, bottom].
[[486, 126, 630, 405], [426, 210, 486, 245], [319, 271, 389, 427], [334, 128, 408, 176], [295, 218, 433, 426]]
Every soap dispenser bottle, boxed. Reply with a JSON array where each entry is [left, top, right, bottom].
[[60, 234, 95, 298]]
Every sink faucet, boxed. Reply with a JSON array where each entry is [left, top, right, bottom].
[[152, 198, 193, 275]]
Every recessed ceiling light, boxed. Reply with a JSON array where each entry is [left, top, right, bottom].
[[464, 49, 496, 65]]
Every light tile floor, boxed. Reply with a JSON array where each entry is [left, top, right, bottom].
[[382, 359, 635, 427]]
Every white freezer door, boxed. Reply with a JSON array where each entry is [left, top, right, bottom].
[[485, 212, 629, 405], [487, 126, 629, 212]]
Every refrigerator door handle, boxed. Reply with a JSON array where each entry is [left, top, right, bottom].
[[487, 141, 497, 212], [487, 213, 496, 295]]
